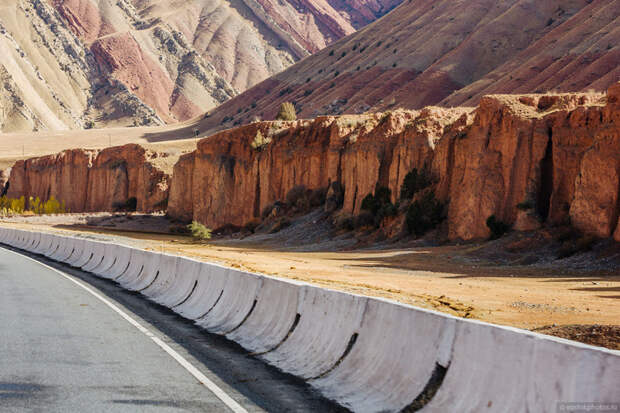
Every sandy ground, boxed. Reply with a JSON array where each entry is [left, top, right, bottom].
[[2, 214, 619, 351]]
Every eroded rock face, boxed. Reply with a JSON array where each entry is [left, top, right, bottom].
[[0, 168, 10, 195], [169, 84, 620, 241], [6, 145, 169, 213], [7, 150, 95, 212]]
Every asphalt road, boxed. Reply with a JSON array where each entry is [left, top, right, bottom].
[[0, 246, 346, 413]]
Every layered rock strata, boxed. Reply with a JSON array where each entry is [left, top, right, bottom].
[[169, 85, 620, 241], [7, 144, 169, 212]]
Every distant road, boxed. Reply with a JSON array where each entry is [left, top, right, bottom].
[[0, 247, 344, 412]]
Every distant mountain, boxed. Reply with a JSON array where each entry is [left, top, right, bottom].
[[0, 0, 399, 132], [197, 0, 619, 133]]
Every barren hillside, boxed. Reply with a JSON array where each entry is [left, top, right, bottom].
[[0, 0, 399, 132], [198, 0, 620, 134]]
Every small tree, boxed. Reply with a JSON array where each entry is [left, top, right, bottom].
[[400, 168, 432, 200], [187, 221, 212, 241], [406, 192, 445, 237], [276, 102, 296, 121], [251, 130, 272, 151], [486, 215, 510, 240]]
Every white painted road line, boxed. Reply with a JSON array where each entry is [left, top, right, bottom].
[[3, 247, 249, 413]]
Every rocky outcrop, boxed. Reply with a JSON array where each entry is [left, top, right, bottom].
[[0, 168, 10, 196], [169, 84, 620, 241], [6, 145, 169, 212]]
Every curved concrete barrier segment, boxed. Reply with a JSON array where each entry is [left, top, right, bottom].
[[72, 240, 98, 268], [116, 248, 151, 286], [64, 239, 87, 266], [91, 243, 120, 277], [122, 251, 163, 292], [98, 245, 132, 280], [139, 254, 179, 303], [226, 276, 302, 354], [261, 286, 368, 380], [1, 230, 618, 413], [81, 242, 107, 272], [195, 268, 262, 335], [172, 263, 231, 321], [157, 257, 202, 308]]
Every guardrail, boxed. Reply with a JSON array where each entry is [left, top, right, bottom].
[[1, 227, 618, 412]]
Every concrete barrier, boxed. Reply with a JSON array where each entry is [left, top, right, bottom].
[[195, 268, 263, 335], [116, 248, 151, 286], [226, 276, 302, 354], [34, 233, 53, 255], [90, 243, 120, 276], [64, 238, 86, 265], [2, 229, 618, 413], [14, 230, 28, 249], [98, 245, 132, 280], [261, 286, 368, 380], [139, 253, 179, 303], [25, 232, 41, 252], [310, 298, 455, 412], [43, 236, 63, 258], [72, 240, 97, 268], [17, 231, 30, 249], [171, 263, 231, 321], [121, 250, 163, 292], [154, 257, 202, 308], [81, 242, 107, 272], [51, 237, 75, 262]]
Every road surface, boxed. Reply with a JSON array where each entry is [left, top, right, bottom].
[[0, 246, 345, 412]]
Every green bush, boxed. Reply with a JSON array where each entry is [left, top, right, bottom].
[[276, 102, 296, 121], [405, 192, 445, 237], [360, 186, 396, 227], [0, 195, 68, 216], [187, 221, 212, 241], [250, 130, 272, 151], [486, 215, 510, 240], [400, 168, 432, 200], [43, 196, 66, 214]]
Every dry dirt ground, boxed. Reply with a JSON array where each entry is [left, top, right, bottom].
[[2, 213, 619, 350]]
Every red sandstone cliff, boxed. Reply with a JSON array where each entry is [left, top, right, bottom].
[[7, 144, 169, 213], [169, 84, 620, 241]]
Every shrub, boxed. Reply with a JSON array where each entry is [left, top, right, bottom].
[[187, 221, 212, 240], [486, 215, 510, 240], [113, 197, 137, 212], [361, 193, 379, 216], [43, 196, 66, 214], [0, 196, 25, 215], [276, 102, 296, 121], [309, 187, 328, 207], [360, 186, 396, 227], [251, 130, 272, 151], [286, 185, 310, 209], [400, 168, 432, 200], [557, 235, 597, 259], [405, 192, 445, 237]]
